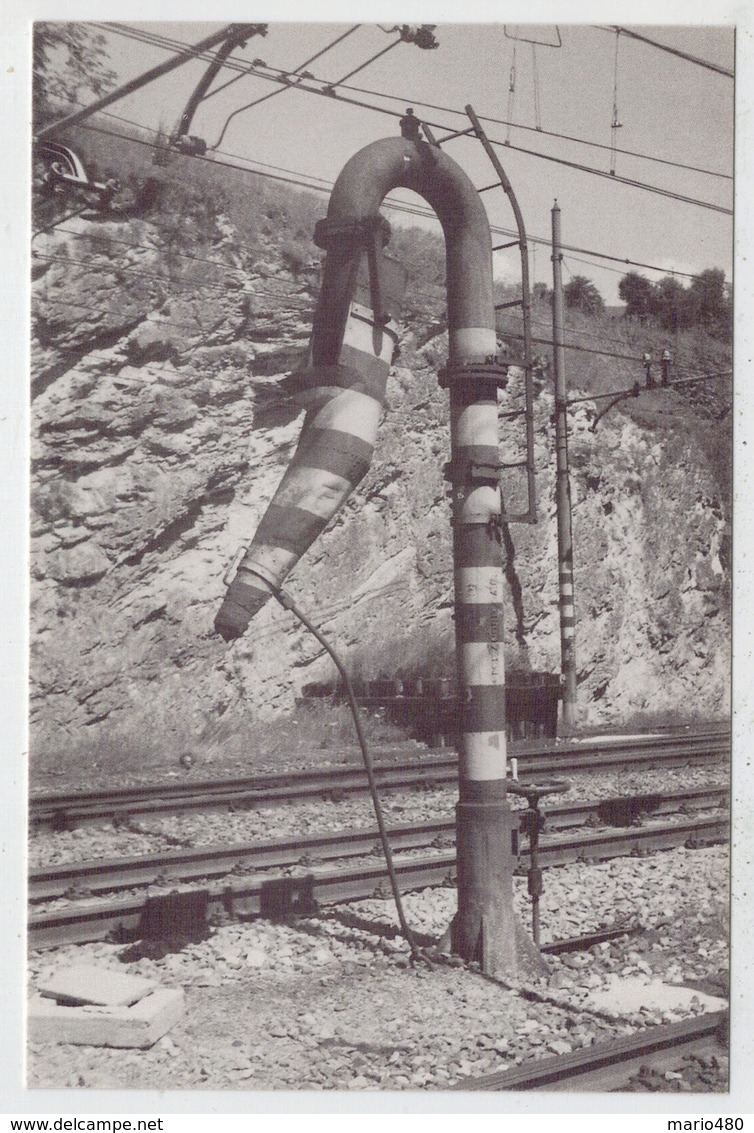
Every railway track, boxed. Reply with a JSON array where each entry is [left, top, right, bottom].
[[30, 730, 730, 830], [29, 801, 728, 949], [449, 1010, 728, 1091], [29, 786, 728, 902]]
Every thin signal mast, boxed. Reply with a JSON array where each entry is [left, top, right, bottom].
[[551, 201, 578, 728]]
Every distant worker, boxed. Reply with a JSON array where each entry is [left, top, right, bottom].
[[661, 349, 671, 387], [642, 350, 654, 389], [400, 108, 422, 142]]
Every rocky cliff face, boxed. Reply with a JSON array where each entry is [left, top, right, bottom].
[[29, 205, 731, 756]]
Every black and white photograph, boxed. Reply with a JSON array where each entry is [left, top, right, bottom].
[[5, 5, 752, 1114]]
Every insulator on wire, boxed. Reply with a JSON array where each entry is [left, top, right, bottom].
[[399, 25, 440, 50], [506, 40, 517, 144]]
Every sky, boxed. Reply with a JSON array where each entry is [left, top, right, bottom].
[[74, 21, 735, 306]]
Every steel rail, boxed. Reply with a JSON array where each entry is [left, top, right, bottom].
[[28, 812, 729, 949], [28, 787, 728, 902], [449, 1009, 728, 1091], [30, 732, 730, 830]]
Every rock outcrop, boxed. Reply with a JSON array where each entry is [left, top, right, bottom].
[[29, 205, 731, 756]]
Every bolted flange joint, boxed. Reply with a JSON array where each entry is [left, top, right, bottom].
[[438, 358, 509, 390]]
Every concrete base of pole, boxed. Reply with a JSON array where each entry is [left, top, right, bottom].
[[450, 796, 547, 977]]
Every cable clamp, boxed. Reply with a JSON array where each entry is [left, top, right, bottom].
[[443, 457, 504, 484], [222, 543, 250, 587], [313, 214, 391, 251]]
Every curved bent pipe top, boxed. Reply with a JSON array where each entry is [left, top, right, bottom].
[[313, 138, 496, 365], [215, 136, 497, 640]]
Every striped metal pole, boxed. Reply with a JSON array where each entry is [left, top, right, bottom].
[[551, 201, 577, 728], [445, 349, 542, 975]]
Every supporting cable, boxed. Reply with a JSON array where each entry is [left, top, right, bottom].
[[70, 109, 714, 282], [610, 30, 622, 175], [596, 25, 734, 79], [531, 43, 542, 131], [324, 37, 401, 90], [506, 40, 517, 144], [245, 568, 423, 959]]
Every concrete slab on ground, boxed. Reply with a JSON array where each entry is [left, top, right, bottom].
[[28, 988, 184, 1048], [39, 965, 156, 1007], [586, 975, 728, 1016]]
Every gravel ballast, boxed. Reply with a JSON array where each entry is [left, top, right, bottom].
[[27, 843, 729, 1092]]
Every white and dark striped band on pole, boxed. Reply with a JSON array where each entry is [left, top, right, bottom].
[[448, 328, 509, 791], [559, 567, 575, 633]]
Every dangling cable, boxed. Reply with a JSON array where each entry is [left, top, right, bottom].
[[610, 29, 623, 175], [505, 40, 517, 145], [244, 568, 424, 960], [531, 43, 542, 131], [321, 38, 402, 92]]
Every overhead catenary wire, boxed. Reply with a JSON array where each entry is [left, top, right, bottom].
[[315, 80, 731, 182], [566, 369, 733, 406], [39, 88, 725, 324], [103, 109, 716, 280], [497, 324, 667, 366], [46, 223, 319, 281], [32, 251, 317, 311], [44, 102, 722, 304], [31, 291, 314, 350], [205, 23, 360, 105], [46, 109, 711, 285], [41, 275, 727, 398], [80, 24, 732, 182], [475, 143, 730, 215], [594, 25, 734, 79], [70, 113, 726, 285], [90, 23, 733, 215]]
